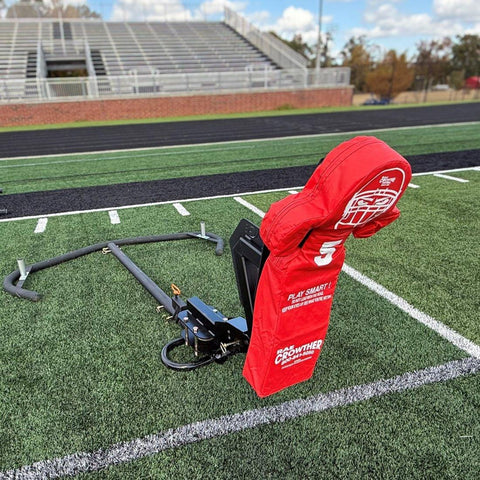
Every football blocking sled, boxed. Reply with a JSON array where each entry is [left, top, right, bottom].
[[243, 136, 411, 396], [3, 136, 411, 397]]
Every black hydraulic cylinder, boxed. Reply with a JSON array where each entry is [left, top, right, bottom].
[[107, 242, 175, 315]]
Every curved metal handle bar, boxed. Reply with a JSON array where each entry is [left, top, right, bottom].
[[3, 232, 224, 301], [160, 337, 217, 371]]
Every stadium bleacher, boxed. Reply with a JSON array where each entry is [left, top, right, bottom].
[[0, 18, 279, 80], [0, 7, 349, 103]]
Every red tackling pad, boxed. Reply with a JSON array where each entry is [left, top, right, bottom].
[[243, 136, 412, 397]]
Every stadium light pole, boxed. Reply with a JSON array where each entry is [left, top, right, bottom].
[[315, 0, 323, 73]]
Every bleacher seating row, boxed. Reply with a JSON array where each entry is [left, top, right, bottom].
[[0, 19, 279, 80]]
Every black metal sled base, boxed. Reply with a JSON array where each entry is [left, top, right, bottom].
[[103, 240, 249, 371], [160, 295, 250, 370], [3, 220, 265, 371]]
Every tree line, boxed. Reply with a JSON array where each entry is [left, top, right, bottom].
[[276, 33, 480, 100], [3, 0, 99, 19]]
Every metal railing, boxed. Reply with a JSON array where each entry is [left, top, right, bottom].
[[40, 39, 86, 57], [0, 67, 350, 103], [36, 40, 47, 78], [224, 7, 308, 71]]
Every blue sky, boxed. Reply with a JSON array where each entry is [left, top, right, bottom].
[[4, 1, 480, 58]]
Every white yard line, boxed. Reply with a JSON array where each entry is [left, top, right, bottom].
[[433, 173, 469, 183], [34, 218, 48, 234], [108, 210, 121, 225], [0, 145, 254, 167], [234, 197, 266, 218], [0, 186, 298, 224], [413, 166, 477, 177], [407, 183, 420, 188], [2, 357, 478, 479], [173, 203, 190, 216]]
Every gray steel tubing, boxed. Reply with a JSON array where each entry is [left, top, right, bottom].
[[107, 242, 175, 315], [3, 232, 223, 301]]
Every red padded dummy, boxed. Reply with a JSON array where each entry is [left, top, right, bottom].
[[243, 136, 412, 397]]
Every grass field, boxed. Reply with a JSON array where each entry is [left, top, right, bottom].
[[0, 124, 479, 478]]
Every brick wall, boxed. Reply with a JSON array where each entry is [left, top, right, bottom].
[[0, 87, 353, 127]]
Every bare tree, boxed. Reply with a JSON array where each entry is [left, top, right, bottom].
[[341, 36, 372, 93], [7, 0, 100, 18], [415, 38, 452, 99]]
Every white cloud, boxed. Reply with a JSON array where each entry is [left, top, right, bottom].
[[245, 10, 270, 24], [350, 2, 467, 43], [366, 0, 401, 5], [260, 6, 332, 46], [434, 0, 480, 22], [110, 0, 192, 21], [466, 22, 480, 35], [275, 6, 315, 34], [110, 0, 248, 21], [364, 3, 397, 24], [198, 0, 246, 17]]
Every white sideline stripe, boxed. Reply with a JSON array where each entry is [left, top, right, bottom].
[[34, 218, 48, 234], [0, 166, 478, 225], [0, 145, 253, 167], [1, 121, 478, 162], [407, 183, 420, 188], [433, 173, 469, 183], [108, 210, 121, 224], [0, 186, 298, 224], [234, 197, 266, 218], [342, 264, 480, 359], [412, 166, 479, 176], [2, 357, 479, 479], [288, 190, 299, 194], [173, 203, 190, 216]]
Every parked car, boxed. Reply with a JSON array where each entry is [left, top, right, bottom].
[[432, 84, 450, 91], [362, 97, 391, 106]]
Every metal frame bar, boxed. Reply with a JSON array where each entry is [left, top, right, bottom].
[[107, 242, 176, 315]]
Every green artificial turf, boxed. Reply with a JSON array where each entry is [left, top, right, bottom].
[[0, 183, 476, 473], [75, 373, 480, 480], [1, 123, 479, 195], [345, 169, 480, 345], [1, 126, 479, 477]]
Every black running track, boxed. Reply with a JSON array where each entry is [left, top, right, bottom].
[[0, 103, 479, 158], [0, 103, 478, 219], [2, 149, 479, 220]]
